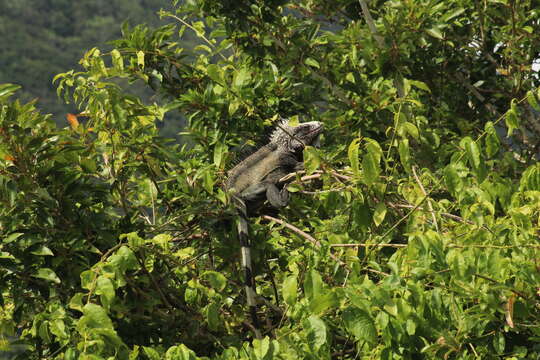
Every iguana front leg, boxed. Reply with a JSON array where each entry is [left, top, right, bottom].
[[239, 182, 289, 208], [265, 183, 289, 207]]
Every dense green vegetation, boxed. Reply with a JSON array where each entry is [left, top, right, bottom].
[[1, 0, 540, 359]]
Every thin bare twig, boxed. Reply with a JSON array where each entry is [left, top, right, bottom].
[[358, 0, 384, 48], [278, 170, 352, 184], [261, 215, 350, 271], [474, 273, 528, 299], [262, 217, 390, 277], [387, 202, 494, 234], [167, 14, 227, 61]]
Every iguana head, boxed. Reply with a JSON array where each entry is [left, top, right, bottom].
[[270, 119, 323, 153]]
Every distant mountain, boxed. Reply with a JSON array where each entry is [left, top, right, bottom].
[[0, 0, 168, 122]]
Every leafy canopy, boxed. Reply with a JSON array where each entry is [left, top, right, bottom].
[[1, 0, 540, 359]]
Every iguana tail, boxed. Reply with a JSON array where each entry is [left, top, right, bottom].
[[236, 200, 262, 339]]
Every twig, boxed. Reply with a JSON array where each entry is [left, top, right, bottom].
[[262, 216, 390, 277], [265, 259, 280, 307], [474, 273, 528, 299], [412, 166, 439, 232], [134, 253, 173, 309], [358, 0, 384, 48], [261, 215, 350, 271], [387, 202, 494, 233], [448, 244, 540, 249], [278, 169, 352, 184], [167, 14, 227, 61], [455, 72, 500, 116]]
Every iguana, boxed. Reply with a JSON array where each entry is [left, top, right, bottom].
[[225, 119, 323, 338]]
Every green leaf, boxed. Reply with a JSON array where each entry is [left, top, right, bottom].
[[348, 138, 360, 178], [484, 121, 500, 158], [304, 269, 324, 300], [303, 146, 321, 175], [165, 344, 198, 360], [373, 203, 387, 226], [151, 234, 172, 249], [398, 139, 411, 173], [282, 274, 298, 306], [404, 122, 419, 140], [33, 268, 61, 284], [122, 232, 144, 248], [519, 164, 540, 191], [442, 8, 465, 21], [228, 100, 240, 116], [492, 332, 505, 354], [461, 137, 481, 169], [310, 290, 339, 314], [526, 90, 539, 110], [80, 158, 97, 173], [362, 153, 380, 186], [69, 293, 84, 312], [233, 67, 250, 88], [409, 80, 431, 93], [343, 307, 377, 343], [305, 315, 327, 350], [136, 51, 145, 68], [30, 245, 54, 256], [111, 49, 124, 71], [38, 321, 51, 343], [110, 246, 139, 271], [426, 27, 444, 40], [64, 348, 77, 360], [365, 138, 383, 163], [96, 276, 115, 309], [0, 83, 21, 101], [80, 270, 96, 290], [505, 101, 520, 136], [205, 302, 220, 331], [206, 302, 220, 331], [143, 347, 161, 360], [252, 337, 271, 360], [202, 271, 227, 291], [213, 142, 228, 168], [444, 164, 461, 194], [4, 232, 23, 244], [80, 303, 113, 329], [362, 138, 382, 186], [522, 25, 533, 34], [50, 319, 68, 339], [404, 319, 416, 335], [305, 58, 320, 69], [207, 64, 222, 83]]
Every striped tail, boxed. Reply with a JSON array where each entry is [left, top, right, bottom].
[[236, 199, 262, 339]]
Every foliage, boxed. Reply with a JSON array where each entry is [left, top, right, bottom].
[[2, 0, 540, 359]]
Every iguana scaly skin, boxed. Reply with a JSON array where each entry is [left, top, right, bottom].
[[225, 119, 323, 338]]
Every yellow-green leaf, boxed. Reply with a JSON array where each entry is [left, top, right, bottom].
[[348, 138, 360, 178], [282, 274, 297, 306], [373, 203, 387, 226], [136, 51, 145, 68]]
